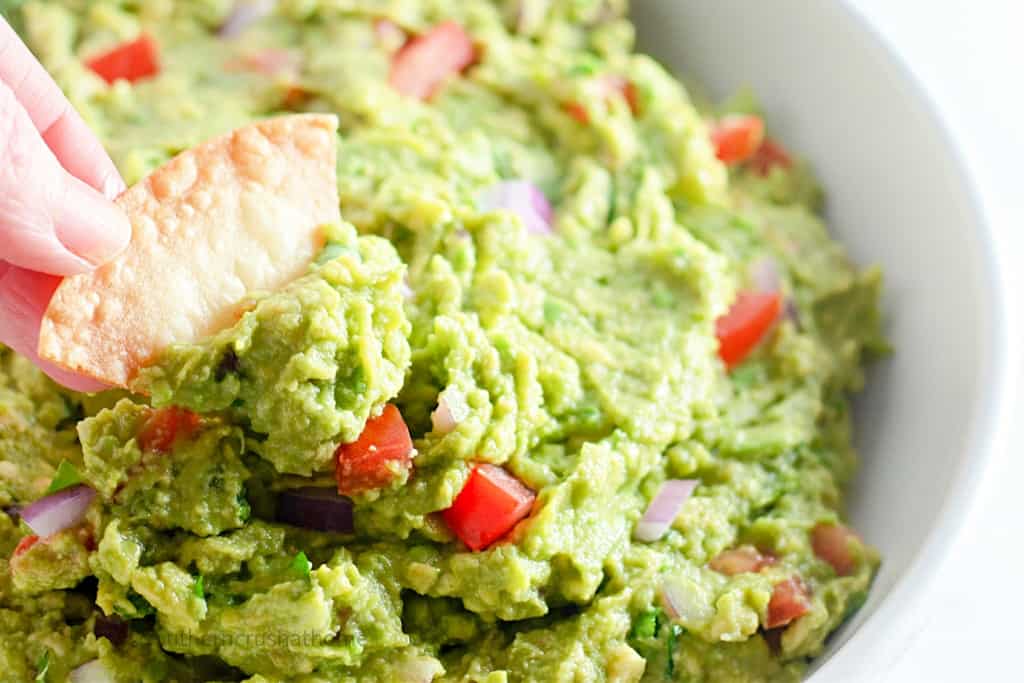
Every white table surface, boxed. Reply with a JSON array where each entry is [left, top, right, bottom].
[[848, 1, 1024, 679]]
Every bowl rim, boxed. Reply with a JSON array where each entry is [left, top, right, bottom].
[[810, 2, 1012, 678]]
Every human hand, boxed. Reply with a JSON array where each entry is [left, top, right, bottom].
[[0, 18, 131, 391]]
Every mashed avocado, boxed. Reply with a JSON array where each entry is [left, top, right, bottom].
[[1, 1, 883, 681]]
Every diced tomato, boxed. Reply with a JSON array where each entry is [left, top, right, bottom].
[[715, 290, 782, 370], [282, 86, 312, 110], [564, 101, 591, 124], [710, 115, 765, 166], [709, 545, 776, 576], [12, 535, 39, 558], [766, 576, 812, 629], [389, 21, 476, 100], [565, 75, 639, 124], [137, 407, 202, 454], [748, 139, 793, 175], [335, 404, 414, 496], [811, 523, 860, 577], [85, 35, 160, 85], [442, 464, 536, 551]]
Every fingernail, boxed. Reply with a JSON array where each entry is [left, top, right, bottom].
[[101, 170, 127, 200], [56, 179, 132, 267]]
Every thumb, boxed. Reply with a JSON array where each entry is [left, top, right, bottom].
[[0, 261, 108, 392], [0, 80, 130, 276]]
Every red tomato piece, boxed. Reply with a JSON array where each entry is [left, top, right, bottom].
[[715, 290, 782, 370], [137, 407, 202, 454], [335, 404, 414, 496], [442, 464, 536, 551], [710, 115, 765, 165], [748, 138, 793, 175], [766, 576, 812, 629], [12, 535, 39, 558], [811, 523, 860, 577], [709, 545, 776, 576], [85, 35, 160, 85], [389, 21, 476, 100], [564, 101, 591, 124]]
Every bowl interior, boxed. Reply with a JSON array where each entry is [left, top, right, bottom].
[[632, 1, 1003, 678]]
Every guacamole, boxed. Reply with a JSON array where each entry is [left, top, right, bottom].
[[1, 1, 885, 681]]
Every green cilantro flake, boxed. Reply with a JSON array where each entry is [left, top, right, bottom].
[[630, 608, 660, 640], [193, 575, 204, 599], [666, 623, 683, 678], [290, 551, 312, 578], [45, 460, 82, 495], [34, 650, 49, 682]]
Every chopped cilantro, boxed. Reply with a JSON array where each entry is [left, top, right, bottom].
[[34, 650, 49, 682], [193, 575, 204, 599], [45, 460, 82, 495], [630, 608, 660, 640], [666, 623, 683, 678], [290, 551, 312, 578]]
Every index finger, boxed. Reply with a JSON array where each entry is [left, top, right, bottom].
[[0, 17, 124, 198]]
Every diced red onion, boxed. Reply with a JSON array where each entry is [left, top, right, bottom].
[[374, 19, 407, 51], [784, 297, 801, 328], [748, 256, 781, 293], [219, 0, 275, 39], [430, 388, 468, 435], [478, 181, 553, 235], [660, 575, 712, 625], [21, 485, 95, 537], [396, 656, 444, 683], [70, 660, 115, 683], [749, 256, 800, 327], [634, 479, 697, 542], [431, 400, 457, 435], [277, 487, 354, 533]]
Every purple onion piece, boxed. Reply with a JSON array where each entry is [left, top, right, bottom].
[[93, 614, 129, 647], [70, 660, 115, 683], [21, 485, 95, 537], [431, 397, 457, 435], [218, 0, 275, 39], [277, 487, 354, 533], [478, 180, 554, 235], [660, 575, 713, 625], [748, 256, 782, 293], [783, 297, 801, 329], [634, 479, 697, 542]]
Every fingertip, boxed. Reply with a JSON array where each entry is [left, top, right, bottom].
[[38, 359, 111, 393], [0, 262, 109, 393], [55, 175, 131, 267]]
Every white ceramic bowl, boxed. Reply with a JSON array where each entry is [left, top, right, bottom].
[[632, 2, 1009, 680]]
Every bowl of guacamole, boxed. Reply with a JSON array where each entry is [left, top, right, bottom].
[[0, 1, 1007, 682]]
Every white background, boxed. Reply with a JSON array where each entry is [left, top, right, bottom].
[[850, 1, 1024, 679]]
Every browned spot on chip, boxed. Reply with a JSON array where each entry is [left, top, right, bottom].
[[38, 114, 340, 388]]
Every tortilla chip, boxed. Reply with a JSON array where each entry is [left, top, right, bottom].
[[38, 114, 340, 387]]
